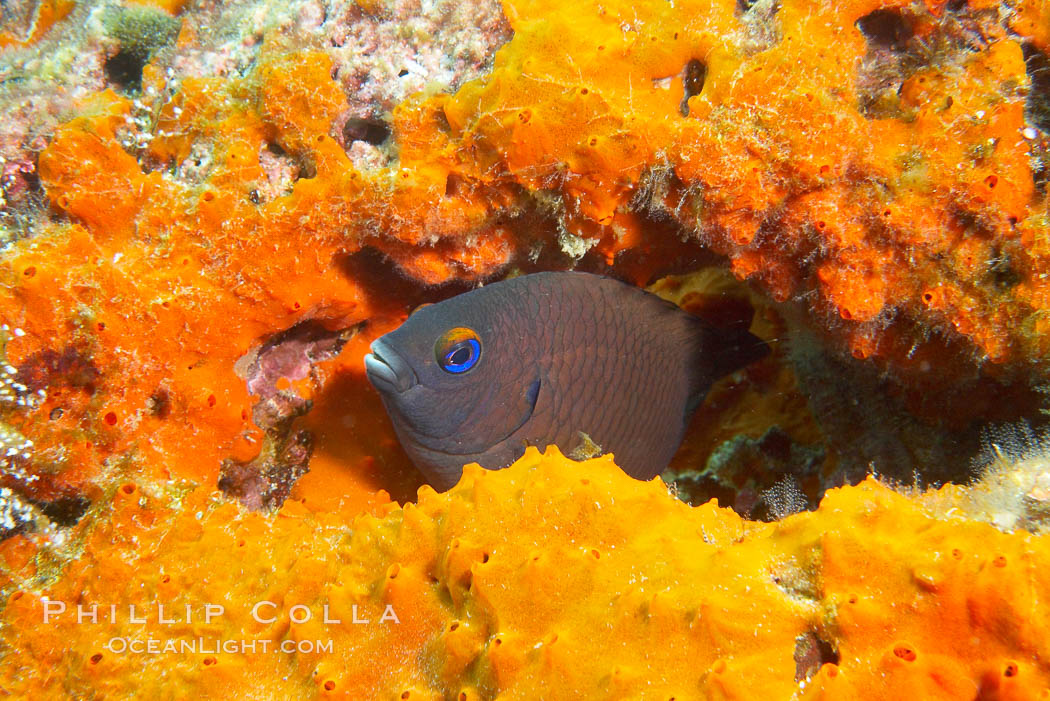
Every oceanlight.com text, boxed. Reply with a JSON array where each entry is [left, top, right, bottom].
[[103, 637, 334, 655]]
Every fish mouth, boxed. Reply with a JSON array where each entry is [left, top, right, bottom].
[[364, 338, 417, 393]]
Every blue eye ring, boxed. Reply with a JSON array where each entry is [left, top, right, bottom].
[[435, 327, 482, 374]]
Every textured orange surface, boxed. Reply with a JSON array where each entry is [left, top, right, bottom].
[[0, 0, 75, 48], [420, 0, 1047, 369], [2, 0, 1049, 503], [2, 1, 1050, 694], [1, 447, 1048, 699]]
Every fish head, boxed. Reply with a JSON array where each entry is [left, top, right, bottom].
[[364, 287, 542, 486]]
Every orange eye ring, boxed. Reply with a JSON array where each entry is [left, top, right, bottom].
[[435, 327, 481, 374]]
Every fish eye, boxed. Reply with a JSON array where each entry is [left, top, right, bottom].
[[435, 327, 481, 374]]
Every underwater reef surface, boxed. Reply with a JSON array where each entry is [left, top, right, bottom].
[[0, 0, 1047, 513], [2, 447, 1050, 698], [2, 0, 1050, 695]]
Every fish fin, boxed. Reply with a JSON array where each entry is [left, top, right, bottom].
[[691, 318, 770, 388], [715, 322, 769, 374]]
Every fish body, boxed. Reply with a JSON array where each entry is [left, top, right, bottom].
[[364, 271, 767, 490]]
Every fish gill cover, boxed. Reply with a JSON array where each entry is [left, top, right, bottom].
[[0, 0, 1049, 697]]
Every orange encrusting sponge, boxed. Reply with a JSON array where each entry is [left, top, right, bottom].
[[3, 0, 1049, 505], [1, 447, 1047, 699]]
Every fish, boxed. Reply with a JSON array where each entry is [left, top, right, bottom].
[[364, 271, 768, 490]]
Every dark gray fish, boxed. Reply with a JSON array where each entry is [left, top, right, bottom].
[[364, 271, 767, 490]]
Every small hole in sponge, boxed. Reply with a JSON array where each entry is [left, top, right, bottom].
[[445, 174, 462, 198], [1004, 662, 1019, 677], [893, 643, 917, 662]]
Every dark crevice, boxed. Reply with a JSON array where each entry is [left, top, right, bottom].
[[1022, 42, 1050, 133], [19, 168, 41, 196], [297, 160, 317, 180], [33, 495, 92, 527], [854, 8, 917, 119], [343, 118, 391, 146], [794, 632, 840, 681], [336, 247, 479, 315], [856, 9, 914, 50], [100, 5, 180, 95], [987, 245, 1022, 290], [854, 3, 993, 119], [445, 173, 464, 198], [679, 59, 707, 117], [104, 50, 146, 93]]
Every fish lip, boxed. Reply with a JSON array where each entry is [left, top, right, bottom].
[[364, 338, 416, 393]]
